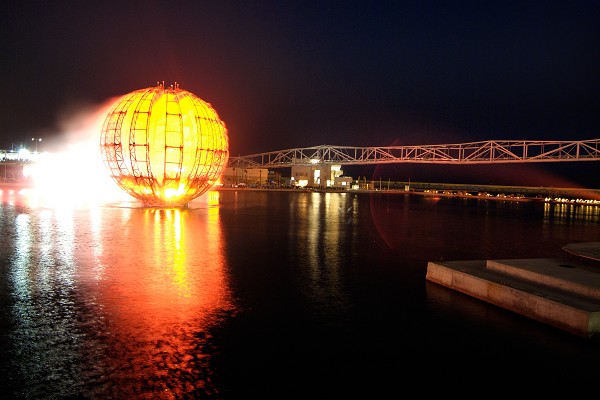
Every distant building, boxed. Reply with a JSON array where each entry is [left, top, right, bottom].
[[290, 164, 351, 188], [220, 164, 353, 189]]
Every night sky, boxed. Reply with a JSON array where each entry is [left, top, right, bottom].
[[1, 1, 599, 186]]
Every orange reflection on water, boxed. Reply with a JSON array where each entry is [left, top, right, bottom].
[[91, 203, 234, 397], [3, 185, 234, 397], [104, 206, 232, 324]]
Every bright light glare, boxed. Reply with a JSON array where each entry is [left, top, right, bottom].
[[22, 100, 135, 207], [25, 144, 132, 207], [19, 148, 31, 159]]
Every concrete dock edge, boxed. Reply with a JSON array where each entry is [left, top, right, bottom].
[[426, 258, 600, 338]]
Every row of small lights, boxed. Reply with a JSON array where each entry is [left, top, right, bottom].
[[424, 190, 599, 206], [544, 197, 600, 205]]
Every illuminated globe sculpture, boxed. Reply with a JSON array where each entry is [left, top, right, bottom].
[[100, 82, 229, 207]]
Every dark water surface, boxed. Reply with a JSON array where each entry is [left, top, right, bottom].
[[1, 189, 599, 398]]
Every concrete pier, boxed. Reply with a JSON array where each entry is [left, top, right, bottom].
[[426, 242, 600, 338]]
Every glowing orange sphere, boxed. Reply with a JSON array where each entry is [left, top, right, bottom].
[[100, 83, 229, 207]]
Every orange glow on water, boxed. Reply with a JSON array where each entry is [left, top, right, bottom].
[[93, 206, 235, 384], [100, 83, 229, 207], [6, 196, 234, 396]]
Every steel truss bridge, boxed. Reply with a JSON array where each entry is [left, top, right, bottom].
[[228, 138, 600, 169]]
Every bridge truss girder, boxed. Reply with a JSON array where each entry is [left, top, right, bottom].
[[227, 138, 600, 169]]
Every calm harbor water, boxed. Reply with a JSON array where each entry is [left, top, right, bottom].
[[1, 188, 599, 398]]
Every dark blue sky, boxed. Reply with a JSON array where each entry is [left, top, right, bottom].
[[1, 1, 599, 186]]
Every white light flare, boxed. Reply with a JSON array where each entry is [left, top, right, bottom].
[[21, 99, 136, 208]]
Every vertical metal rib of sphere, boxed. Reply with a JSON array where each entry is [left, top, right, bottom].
[[100, 85, 229, 206]]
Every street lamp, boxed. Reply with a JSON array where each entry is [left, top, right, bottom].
[[31, 138, 42, 153]]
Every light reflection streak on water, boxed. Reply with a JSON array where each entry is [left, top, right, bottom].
[[350, 195, 360, 255], [148, 208, 192, 299], [322, 192, 342, 278], [544, 202, 600, 224], [10, 204, 82, 398], [292, 192, 350, 315], [172, 209, 188, 298], [55, 207, 77, 287], [88, 205, 106, 280], [307, 193, 320, 269], [13, 213, 32, 301]]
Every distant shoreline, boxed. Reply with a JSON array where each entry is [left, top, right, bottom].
[[215, 182, 600, 205], [2, 180, 598, 205]]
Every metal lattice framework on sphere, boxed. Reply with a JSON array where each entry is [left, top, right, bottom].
[[100, 82, 229, 207]]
